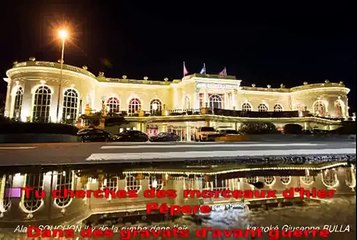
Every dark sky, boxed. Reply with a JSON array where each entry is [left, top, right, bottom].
[[1, 1, 356, 111]]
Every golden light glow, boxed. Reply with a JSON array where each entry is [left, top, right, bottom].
[[58, 29, 68, 40]]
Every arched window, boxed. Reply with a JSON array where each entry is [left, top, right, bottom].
[[21, 173, 44, 214], [280, 176, 291, 185], [245, 176, 259, 184], [209, 95, 223, 109], [33, 86, 51, 123], [335, 100, 344, 118], [300, 176, 314, 185], [125, 175, 141, 192], [313, 101, 326, 116], [0, 174, 12, 213], [150, 99, 162, 114], [128, 98, 141, 115], [107, 97, 120, 113], [242, 103, 252, 111], [273, 104, 283, 112], [263, 176, 275, 186], [345, 167, 355, 188], [104, 177, 118, 191], [13, 87, 24, 120], [62, 89, 78, 122], [258, 104, 268, 112], [54, 171, 74, 208], [148, 175, 163, 190], [322, 169, 338, 188]]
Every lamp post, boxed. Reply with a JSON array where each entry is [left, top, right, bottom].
[[55, 29, 68, 123]]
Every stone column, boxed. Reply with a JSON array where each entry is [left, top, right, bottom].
[[232, 89, 237, 110], [185, 123, 191, 142], [223, 93, 228, 109], [4, 80, 11, 118], [193, 89, 200, 110], [204, 86, 208, 107]]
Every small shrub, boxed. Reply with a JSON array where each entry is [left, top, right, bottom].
[[239, 122, 277, 134], [283, 124, 303, 134], [0, 122, 79, 135], [335, 121, 356, 135]]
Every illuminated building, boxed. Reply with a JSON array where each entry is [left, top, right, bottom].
[[3, 59, 352, 138]]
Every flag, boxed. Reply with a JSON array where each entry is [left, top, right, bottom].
[[183, 61, 189, 76], [218, 67, 227, 77], [200, 63, 206, 74]]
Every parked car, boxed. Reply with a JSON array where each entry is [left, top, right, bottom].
[[215, 129, 249, 142], [77, 128, 113, 142], [150, 132, 180, 142], [113, 130, 149, 142], [194, 127, 219, 141], [218, 129, 240, 136]]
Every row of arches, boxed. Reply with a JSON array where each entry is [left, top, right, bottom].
[[194, 94, 284, 112], [12, 86, 163, 123], [293, 100, 346, 118], [13, 86, 78, 122], [106, 97, 162, 115], [241, 102, 283, 112], [12, 85, 346, 122]]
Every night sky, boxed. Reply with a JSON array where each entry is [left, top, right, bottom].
[[1, 1, 355, 111]]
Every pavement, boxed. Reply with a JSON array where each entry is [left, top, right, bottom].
[[0, 139, 355, 167]]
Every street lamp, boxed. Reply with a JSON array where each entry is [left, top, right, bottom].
[[55, 28, 68, 123]]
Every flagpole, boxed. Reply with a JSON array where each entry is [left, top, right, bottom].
[[183, 61, 184, 77]]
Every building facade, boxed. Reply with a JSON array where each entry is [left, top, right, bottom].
[[3, 59, 352, 139]]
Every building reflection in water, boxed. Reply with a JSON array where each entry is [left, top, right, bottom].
[[0, 162, 355, 229]]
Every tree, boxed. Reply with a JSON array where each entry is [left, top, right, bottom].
[[239, 122, 277, 134], [335, 121, 356, 134]]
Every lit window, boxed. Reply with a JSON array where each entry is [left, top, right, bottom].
[[104, 177, 118, 191], [128, 98, 141, 115], [148, 175, 163, 190], [33, 86, 51, 123], [263, 176, 275, 186], [335, 101, 344, 118], [300, 176, 314, 185], [150, 99, 162, 114], [13, 87, 24, 120], [273, 104, 283, 112], [107, 97, 120, 113], [209, 95, 223, 109], [62, 89, 78, 122], [21, 173, 44, 213], [242, 103, 252, 111], [322, 170, 338, 188], [125, 175, 141, 193], [245, 176, 259, 184], [258, 104, 268, 112], [313, 101, 326, 116], [345, 167, 355, 187], [54, 171, 74, 208], [280, 176, 291, 185], [0, 175, 12, 213]]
